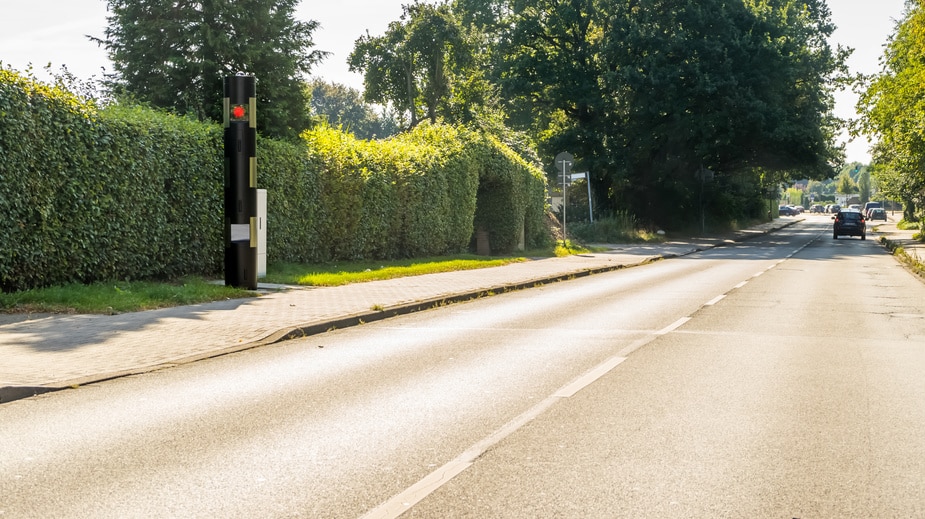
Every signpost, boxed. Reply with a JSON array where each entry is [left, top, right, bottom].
[[554, 152, 573, 244]]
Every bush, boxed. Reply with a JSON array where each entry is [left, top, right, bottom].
[[1, 71, 224, 290], [1, 70, 550, 291], [568, 212, 639, 243]]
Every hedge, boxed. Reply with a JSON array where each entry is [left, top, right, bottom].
[[0, 70, 549, 292]]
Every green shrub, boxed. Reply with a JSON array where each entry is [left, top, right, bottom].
[[1, 70, 549, 291], [897, 219, 921, 231], [569, 212, 639, 243], [1, 71, 224, 290]]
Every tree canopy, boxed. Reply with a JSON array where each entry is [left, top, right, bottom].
[[349, 1, 493, 130], [94, 0, 325, 140], [88, 0, 852, 231], [484, 0, 848, 227], [307, 79, 400, 140], [350, 0, 847, 228], [857, 0, 923, 220]]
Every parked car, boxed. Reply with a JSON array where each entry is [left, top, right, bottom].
[[869, 208, 888, 221], [863, 201, 882, 216], [810, 204, 825, 213], [865, 203, 884, 219], [828, 204, 841, 214], [833, 210, 866, 240], [779, 205, 798, 216]]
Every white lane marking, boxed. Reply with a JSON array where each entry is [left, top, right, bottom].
[[616, 336, 659, 357], [361, 355, 627, 519], [365, 230, 831, 518], [656, 317, 691, 336], [365, 313, 693, 519], [554, 356, 627, 398], [361, 459, 473, 519], [364, 253, 804, 519]]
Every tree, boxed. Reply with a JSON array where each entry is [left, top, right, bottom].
[[94, 0, 326, 140], [858, 168, 871, 203], [857, 1, 924, 220], [616, 0, 846, 225], [307, 79, 399, 139], [836, 169, 858, 196], [349, 1, 491, 130], [492, 0, 617, 214], [807, 179, 827, 198], [484, 0, 847, 229]]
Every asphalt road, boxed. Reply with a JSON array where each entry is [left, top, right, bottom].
[[2, 218, 924, 518]]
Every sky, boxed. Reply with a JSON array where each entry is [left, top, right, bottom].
[[0, 0, 907, 163]]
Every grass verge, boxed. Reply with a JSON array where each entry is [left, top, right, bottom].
[[880, 236, 925, 279], [0, 255, 535, 314], [263, 255, 527, 286], [0, 278, 255, 315]]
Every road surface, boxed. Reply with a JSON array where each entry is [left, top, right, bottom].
[[2, 218, 924, 518]]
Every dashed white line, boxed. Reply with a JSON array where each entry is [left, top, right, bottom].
[[362, 238, 829, 518], [361, 354, 628, 519], [554, 356, 627, 398], [656, 317, 691, 336], [364, 316, 699, 518]]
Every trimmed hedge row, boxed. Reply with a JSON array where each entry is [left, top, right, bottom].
[[262, 124, 550, 263], [1, 72, 225, 291], [0, 70, 549, 292]]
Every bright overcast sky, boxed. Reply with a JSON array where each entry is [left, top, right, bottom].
[[0, 0, 906, 163]]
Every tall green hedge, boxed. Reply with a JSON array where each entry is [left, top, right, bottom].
[[1, 70, 549, 292], [1, 71, 224, 291]]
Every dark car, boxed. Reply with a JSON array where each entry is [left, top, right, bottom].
[[779, 205, 797, 216], [869, 208, 888, 221], [833, 210, 866, 240]]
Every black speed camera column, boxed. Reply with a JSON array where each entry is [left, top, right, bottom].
[[223, 74, 257, 290]]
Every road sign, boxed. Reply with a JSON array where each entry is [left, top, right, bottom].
[[554, 152, 574, 244], [554, 152, 573, 174]]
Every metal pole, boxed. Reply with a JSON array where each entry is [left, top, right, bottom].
[[700, 169, 705, 235], [561, 161, 568, 244], [586, 173, 593, 223]]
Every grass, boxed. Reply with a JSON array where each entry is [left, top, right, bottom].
[[0, 255, 533, 315], [880, 237, 925, 279], [0, 277, 255, 315], [896, 219, 921, 231], [566, 212, 661, 244], [263, 255, 527, 286], [552, 240, 598, 256]]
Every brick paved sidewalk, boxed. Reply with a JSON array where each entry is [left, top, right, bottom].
[[0, 219, 804, 403]]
